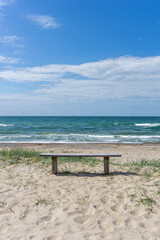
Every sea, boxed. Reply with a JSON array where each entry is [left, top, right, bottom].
[[0, 116, 160, 143]]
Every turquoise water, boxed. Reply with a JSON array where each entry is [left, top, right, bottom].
[[0, 116, 160, 143]]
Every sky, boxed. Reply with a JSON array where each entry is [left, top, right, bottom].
[[0, 0, 160, 116]]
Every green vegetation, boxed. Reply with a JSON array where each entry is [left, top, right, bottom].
[[0, 148, 101, 166], [128, 193, 136, 201], [0, 148, 40, 159], [135, 190, 157, 213], [0, 200, 5, 208], [0, 148, 41, 165], [76, 197, 88, 206], [0, 148, 159, 175], [0, 148, 160, 177], [111, 158, 160, 171], [58, 156, 101, 165], [142, 170, 152, 179], [34, 196, 54, 207]]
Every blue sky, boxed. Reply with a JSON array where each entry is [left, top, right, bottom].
[[0, 0, 160, 116]]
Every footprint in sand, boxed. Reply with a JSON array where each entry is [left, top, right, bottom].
[[100, 197, 107, 204], [139, 222, 145, 228], [36, 215, 52, 225], [68, 211, 78, 216], [10, 237, 23, 240], [129, 210, 136, 215], [46, 237, 63, 240], [112, 219, 118, 225], [98, 219, 104, 230], [125, 218, 130, 226], [123, 204, 129, 210], [19, 209, 29, 220], [110, 205, 117, 212], [117, 193, 124, 199], [0, 221, 8, 233], [46, 237, 55, 240], [74, 215, 89, 224]]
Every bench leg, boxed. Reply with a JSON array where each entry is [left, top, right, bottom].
[[52, 157, 58, 174], [104, 157, 109, 175]]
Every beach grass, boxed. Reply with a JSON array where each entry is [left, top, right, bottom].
[[0, 148, 160, 171], [34, 196, 54, 207], [0, 148, 101, 166], [111, 158, 160, 171]]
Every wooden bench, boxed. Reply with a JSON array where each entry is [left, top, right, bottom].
[[40, 153, 122, 175]]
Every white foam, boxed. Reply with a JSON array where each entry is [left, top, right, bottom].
[[135, 123, 160, 127], [36, 133, 160, 141], [0, 132, 160, 143], [45, 133, 115, 140], [0, 124, 14, 127], [119, 135, 160, 139]]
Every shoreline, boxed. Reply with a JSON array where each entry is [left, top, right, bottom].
[[1, 142, 160, 146]]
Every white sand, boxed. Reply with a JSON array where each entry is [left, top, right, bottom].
[[0, 143, 160, 240]]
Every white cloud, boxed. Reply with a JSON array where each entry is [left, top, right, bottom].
[[27, 14, 60, 29], [0, 0, 14, 7], [0, 35, 24, 48], [0, 55, 19, 64], [0, 1, 14, 21], [0, 56, 160, 102]]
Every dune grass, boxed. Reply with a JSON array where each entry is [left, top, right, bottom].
[[0, 148, 40, 165], [0, 148, 101, 166], [0, 148, 160, 171], [34, 196, 54, 207], [111, 158, 160, 172]]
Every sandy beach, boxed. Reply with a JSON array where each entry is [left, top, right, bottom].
[[0, 143, 160, 240]]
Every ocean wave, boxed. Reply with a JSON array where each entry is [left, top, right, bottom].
[[0, 124, 14, 127], [135, 123, 160, 127], [0, 133, 160, 143], [119, 135, 160, 139]]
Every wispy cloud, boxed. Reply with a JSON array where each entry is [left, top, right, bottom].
[[27, 14, 60, 29], [0, 35, 24, 48], [0, 1, 14, 21], [0, 55, 19, 64], [0, 0, 14, 7], [0, 56, 160, 102]]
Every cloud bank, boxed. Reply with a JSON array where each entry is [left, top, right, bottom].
[[0, 55, 160, 102]]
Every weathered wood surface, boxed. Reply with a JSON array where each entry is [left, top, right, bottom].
[[40, 153, 122, 157], [104, 156, 109, 175], [52, 157, 58, 174]]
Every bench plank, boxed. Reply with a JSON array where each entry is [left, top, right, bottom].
[[40, 153, 121, 157]]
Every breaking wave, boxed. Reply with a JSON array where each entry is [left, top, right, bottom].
[[135, 123, 160, 127], [0, 124, 14, 127]]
